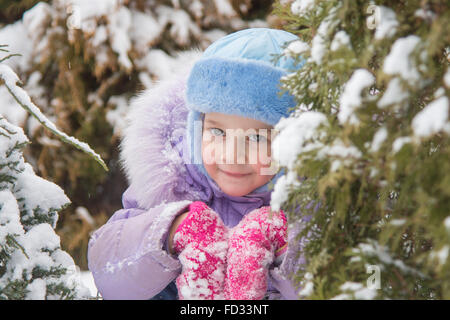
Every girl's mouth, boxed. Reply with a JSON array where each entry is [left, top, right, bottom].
[[220, 169, 251, 178]]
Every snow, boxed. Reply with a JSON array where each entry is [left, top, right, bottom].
[[316, 138, 362, 173], [310, 20, 329, 64], [130, 10, 162, 54], [298, 281, 314, 297], [445, 216, 450, 232], [59, 0, 119, 25], [317, 139, 362, 159], [284, 40, 309, 57], [383, 35, 421, 85], [79, 271, 99, 297], [136, 49, 201, 89], [22, 2, 52, 39], [412, 96, 449, 138], [353, 240, 424, 276], [25, 279, 47, 300], [414, 8, 436, 21], [370, 127, 388, 153], [273, 112, 327, 170], [340, 281, 363, 291], [0, 114, 29, 165], [0, 190, 24, 244], [330, 31, 351, 51], [0, 85, 28, 127], [22, 223, 61, 253], [4, 221, 87, 295], [136, 49, 173, 82], [0, 63, 21, 85], [374, 6, 398, 40], [297, 272, 314, 297], [389, 219, 406, 226], [338, 69, 375, 125], [108, 7, 132, 70], [156, 6, 201, 46], [378, 77, 409, 109], [271, 171, 300, 212], [430, 246, 449, 266], [75, 206, 95, 226], [106, 95, 128, 137], [309, 6, 340, 64], [91, 25, 107, 47], [444, 68, 450, 88], [203, 29, 228, 44], [189, 0, 204, 19], [392, 137, 412, 153], [213, 0, 236, 17], [337, 281, 378, 300], [434, 87, 445, 99], [15, 163, 70, 227], [0, 186, 89, 299], [24, 72, 46, 113], [247, 19, 269, 29], [291, 0, 315, 17], [331, 293, 351, 300], [271, 112, 328, 210], [0, 21, 34, 72]]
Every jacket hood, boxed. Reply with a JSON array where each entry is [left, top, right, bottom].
[[119, 51, 202, 210]]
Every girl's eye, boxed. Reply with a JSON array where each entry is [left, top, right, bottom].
[[210, 128, 225, 136], [248, 134, 267, 143]]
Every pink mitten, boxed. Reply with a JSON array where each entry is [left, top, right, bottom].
[[224, 206, 287, 300], [173, 201, 229, 300]]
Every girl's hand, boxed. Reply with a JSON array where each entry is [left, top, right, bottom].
[[171, 201, 229, 300], [168, 211, 189, 255], [224, 206, 287, 300]]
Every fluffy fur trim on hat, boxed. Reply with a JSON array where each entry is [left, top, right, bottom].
[[186, 57, 297, 126]]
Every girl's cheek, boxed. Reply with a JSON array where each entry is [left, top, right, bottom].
[[255, 147, 277, 177], [202, 141, 215, 166], [252, 141, 272, 168], [202, 139, 224, 167], [253, 162, 272, 177]]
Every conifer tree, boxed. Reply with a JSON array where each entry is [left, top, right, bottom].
[[0, 51, 92, 299], [272, 0, 450, 299]]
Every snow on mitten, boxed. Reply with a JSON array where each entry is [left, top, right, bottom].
[[173, 201, 229, 300], [224, 206, 287, 300]]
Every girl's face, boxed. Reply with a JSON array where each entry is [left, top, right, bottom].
[[201, 112, 276, 197]]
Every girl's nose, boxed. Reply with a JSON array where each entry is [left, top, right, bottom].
[[221, 134, 248, 165]]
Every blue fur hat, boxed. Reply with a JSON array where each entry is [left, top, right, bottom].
[[185, 28, 303, 193]]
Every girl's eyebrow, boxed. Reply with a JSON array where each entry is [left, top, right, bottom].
[[204, 119, 273, 135], [204, 119, 222, 126]]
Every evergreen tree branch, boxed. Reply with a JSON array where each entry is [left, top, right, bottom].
[[0, 64, 109, 172]]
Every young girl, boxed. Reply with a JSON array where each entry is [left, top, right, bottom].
[[87, 28, 303, 300]]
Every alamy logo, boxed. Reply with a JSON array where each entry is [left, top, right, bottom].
[[187, 120, 280, 175], [66, 4, 81, 30], [366, 265, 381, 290], [366, 4, 381, 30]]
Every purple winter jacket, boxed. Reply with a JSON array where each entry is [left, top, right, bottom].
[[87, 71, 306, 300]]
